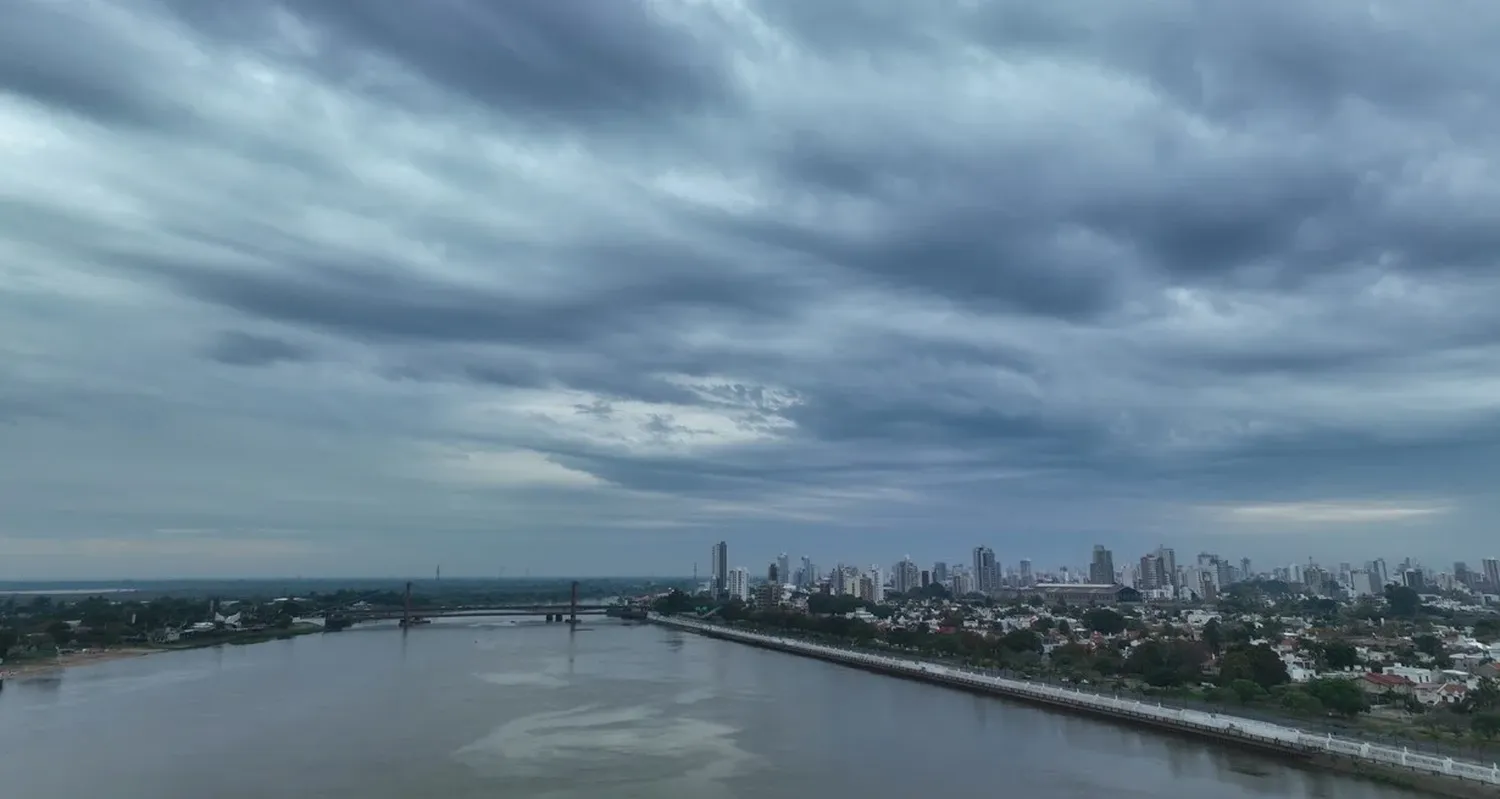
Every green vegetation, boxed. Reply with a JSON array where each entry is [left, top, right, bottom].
[[653, 589, 1500, 750], [1, 577, 682, 663]]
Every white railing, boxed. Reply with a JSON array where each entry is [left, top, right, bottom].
[[653, 615, 1500, 787]]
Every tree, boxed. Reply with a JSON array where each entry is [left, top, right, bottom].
[[1280, 688, 1324, 715], [1413, 634, 1443, 657], [1202, 619, 1223, 655], [1220, 644, 1289, 690], [1125, 640, 1209, 687], [1472, 713, 1500, 740], [1083, 608, 1126, 636], [1463, 677, 1499, 714], [1473, 618, 1500, 643], [1305, 678, 1369, 717], [0, 628, 16, 658], [652, 589, 696, 615], [1322, 640, 1359, 671], [1049, 642, 1094, 674], [1385, 585, 1420, 617], [999, 629, 1042, 654], [1412, 633, 1453, 668], [45, 620, 73, 648], [1229, 679, 1264, 703], [807, 594, 863, 616]]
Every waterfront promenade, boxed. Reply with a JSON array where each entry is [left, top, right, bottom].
[[653, 615, 1500, 795]]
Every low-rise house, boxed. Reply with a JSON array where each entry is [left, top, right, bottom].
[[1359, 672, 1415, 696], [1386, 664, 1438, 684], [1414, 682, 1468, 706]]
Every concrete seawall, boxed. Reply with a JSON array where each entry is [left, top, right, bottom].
[[654, 615, 1500, 797]]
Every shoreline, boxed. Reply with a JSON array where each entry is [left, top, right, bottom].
[[0, 647, 159, 679], [655, 617, 1500, 799], [0, 625, 325, 679]]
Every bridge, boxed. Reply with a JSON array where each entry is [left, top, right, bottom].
[[333, 604, 613, 622], [319, 580, 649, 628]]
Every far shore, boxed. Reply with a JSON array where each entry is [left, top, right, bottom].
[[0, 647, 159, 679], [1, 625, 325, 680]]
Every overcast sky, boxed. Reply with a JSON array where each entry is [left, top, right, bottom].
[[3, 0, 1499, 580]]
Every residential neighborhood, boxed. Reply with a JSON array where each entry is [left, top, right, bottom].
[[659, 568, 1500, 749]]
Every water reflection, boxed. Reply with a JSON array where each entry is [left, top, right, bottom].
[[0, 623, 1438, 799]]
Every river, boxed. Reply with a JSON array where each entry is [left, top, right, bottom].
[[0, 617, 1433, 799]]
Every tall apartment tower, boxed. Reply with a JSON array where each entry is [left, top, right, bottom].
[[727, 566, 749, 602], [972, 546, 999, 595], [1483, 558, 1500, 590], [1157, 547, 1178, 588], [711, 541, 729, 600], [1139, 554, 1163, 590], [1089, 545, 1115, 585]]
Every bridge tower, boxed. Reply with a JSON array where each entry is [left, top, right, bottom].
[[402, 581, 412, 627], [569, 580, 579, 626]]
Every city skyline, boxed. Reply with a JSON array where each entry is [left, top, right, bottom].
[[710, 538, 1500, 602], [712, 541, 1500, 585], [6, 2, 1500, 579]]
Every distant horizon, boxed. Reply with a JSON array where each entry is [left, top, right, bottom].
[[0, 575, 695, 587]]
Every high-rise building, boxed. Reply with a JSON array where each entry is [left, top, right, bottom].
[[972, 547, 999, 595], [727, 567, 750, 602], [933, 562, 949, 585], [894, 557, 921, 594], [1156, 547, 1177, 589], [763, 562, 784, 606], [1454, 562, 1472, 589], [1139, 554, 1163, 590], [952, 569, 974, 597], [920, 570, 931, 588], [1019, 559, 1034, 587], [868, 566, 883, 602], [1089, 545, 1115, 585], [776, 553, 790, 587], [712, 541, 729, 599], [1483, 558, 1500, 590]]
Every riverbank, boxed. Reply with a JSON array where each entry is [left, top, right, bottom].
[[1, 624, 325, 679], [655, 616, 1500, 798], [0, 647, 158, 679], [153, 623, 323, 651]]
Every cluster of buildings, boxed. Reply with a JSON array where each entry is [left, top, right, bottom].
[[707, 540, 1500, 608]]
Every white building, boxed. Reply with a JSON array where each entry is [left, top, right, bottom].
[[727, 567, 750, 602]]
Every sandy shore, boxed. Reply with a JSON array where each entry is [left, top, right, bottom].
[[0, 648, 158, 679]]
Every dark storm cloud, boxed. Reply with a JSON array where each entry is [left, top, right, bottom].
[[6, 0, 1500, 577], [0, 2, 183, 129], [738, 0, 1500, 294], [164, 0, 736, 127], [204, 331, 312, 367], [144, 249, 805, 347]]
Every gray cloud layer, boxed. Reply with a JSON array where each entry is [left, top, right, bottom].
[[3, 0, 1498, 577]]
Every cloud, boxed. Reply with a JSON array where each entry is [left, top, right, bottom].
[[204, 331, 312, 367], [2, 0, 1499, 578], [1204, 501, 1451, 526]]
